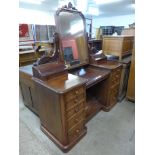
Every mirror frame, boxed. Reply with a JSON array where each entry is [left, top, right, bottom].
[[54, 2, 89, 69]]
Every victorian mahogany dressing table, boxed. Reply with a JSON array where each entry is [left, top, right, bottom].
[[19, 3, 122, 152]]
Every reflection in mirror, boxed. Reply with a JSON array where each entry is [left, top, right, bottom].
[[55, 7, 89, 68]]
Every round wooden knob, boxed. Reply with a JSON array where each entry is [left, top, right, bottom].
[[76, 129, 80, 133], [75, 90, 79, 95]]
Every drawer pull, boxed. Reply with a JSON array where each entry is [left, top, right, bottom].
[[76, 129, 80, 133], [75, 90, 79, 95]]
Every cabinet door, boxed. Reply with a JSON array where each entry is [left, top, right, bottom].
[[20, 82, 33, 107], [30, 88, 39, 112]]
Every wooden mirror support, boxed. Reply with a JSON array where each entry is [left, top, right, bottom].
[[33, 32, 62, 66]]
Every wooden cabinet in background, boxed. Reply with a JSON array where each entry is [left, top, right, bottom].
[[103, 36, 134, 60], [115, 56, 131, 101], [126, 47, 135, 102], [19, 50, 37, 66], [121, 28, 135, 36]]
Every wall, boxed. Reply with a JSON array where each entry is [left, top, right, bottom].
[[19, 8, 55, 25], [92, 14, 135, 37]]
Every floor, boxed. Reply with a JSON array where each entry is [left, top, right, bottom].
[[19, 92, 135, 155]]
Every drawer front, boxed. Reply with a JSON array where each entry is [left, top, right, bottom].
[[108, 85, 119, 106], [66, 100, 84, 119], [110, 68, 122, 86], [65, 95, 85, 111], [109, 91, 118, 106], [64, 87, 84, 102], [67, 110, 85, 130], [112, 68, 121, 77], [68, 121, 84, 142]]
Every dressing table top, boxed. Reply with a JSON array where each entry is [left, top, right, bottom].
[[33, 73, 87, 94]]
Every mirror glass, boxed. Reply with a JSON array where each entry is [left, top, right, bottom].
[[55, 10, 89, 67]]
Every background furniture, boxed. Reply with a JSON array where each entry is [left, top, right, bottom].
[[113, 56, 131, 101], [102, 36, 134, 60], [100, 26, 124, 35], [126, 47, 135, 102], [121, 28, 135, 36], [19, 50, 37, 66]]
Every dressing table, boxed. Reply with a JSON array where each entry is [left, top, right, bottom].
[[20, 3, 122, 152]]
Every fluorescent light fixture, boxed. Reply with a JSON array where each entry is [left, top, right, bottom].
[[88, 6, 99, 16], [20, 0, 45, 5], [95, 0, 122, 5]]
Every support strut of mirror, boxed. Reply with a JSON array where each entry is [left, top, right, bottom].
[[19, 2, 125, 153], [33, 32, 62, 66]]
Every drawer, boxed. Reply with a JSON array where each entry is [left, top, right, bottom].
[[67, 110, 85, 130], [112, 68, 121, 77], [66, 100, 85, 119], [64, 87, 84, 102], [110, 84, 119, 93], [65, 95, 85, 111], [109, 92, 118, 106], [68, 121, 84, 142], [111, 75, 120, 86], [108, 87, 118, 105]]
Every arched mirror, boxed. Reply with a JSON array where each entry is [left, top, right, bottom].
[[55, 3, 89, 68]]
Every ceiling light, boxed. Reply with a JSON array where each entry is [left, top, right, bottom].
[[95, 0, 122, 5], [20, 0, 45, 5]]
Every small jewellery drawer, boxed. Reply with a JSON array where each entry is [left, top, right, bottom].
[[66, 100, 84, 119], [67, 110, 84, 130], [65, 95, 85, 111], [64, 87, 84, 102], [68, 121, 84, 142]]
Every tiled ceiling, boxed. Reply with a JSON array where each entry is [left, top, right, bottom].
[[19, 0, 135, 17]]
